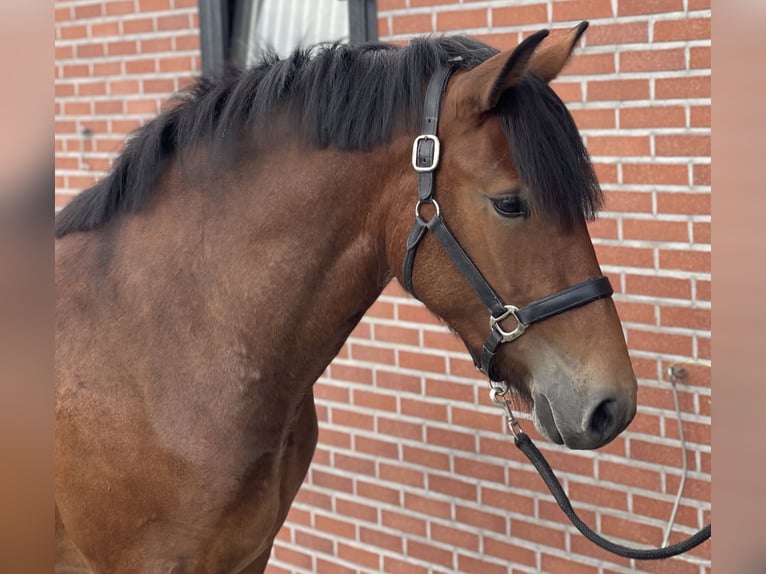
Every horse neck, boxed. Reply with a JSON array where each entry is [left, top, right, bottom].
[[153, 138, 411, 387]]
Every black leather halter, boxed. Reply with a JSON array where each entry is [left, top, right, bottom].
[[402, 66, 614, 380]]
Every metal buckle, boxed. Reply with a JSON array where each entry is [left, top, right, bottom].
[[489, 305, 527, 343], [411, 134, 440, 172]]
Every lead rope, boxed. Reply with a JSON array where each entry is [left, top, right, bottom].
[[488, 383, 711, 560]]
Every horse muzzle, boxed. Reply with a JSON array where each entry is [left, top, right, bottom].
[[531, 382, 636, 450]]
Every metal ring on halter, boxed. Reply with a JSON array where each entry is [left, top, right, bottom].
[[489, 304, 527, 343], [415, 199, 440, 220]]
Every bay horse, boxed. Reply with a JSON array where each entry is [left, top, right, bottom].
[[55, 23, 637, 573]]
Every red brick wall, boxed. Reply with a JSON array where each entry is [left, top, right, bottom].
[[54, 0, 200, 205], [54, 2, 711, 573]]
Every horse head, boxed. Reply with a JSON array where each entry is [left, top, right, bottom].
[[388, 24, 637, 450]]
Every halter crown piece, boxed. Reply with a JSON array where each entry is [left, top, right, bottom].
[[402, 66, 613, 380]]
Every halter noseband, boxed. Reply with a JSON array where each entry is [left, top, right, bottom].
[[402, 66, 614, 380]]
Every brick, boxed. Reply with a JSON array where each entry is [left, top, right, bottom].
[[659, 249, 710, 273], [431, 523, 479, 550], [123, 18, 155, 34], [622, 219, 689, 242], [655, 134, 710, 157], [491, 4, 547, 27], [436, 8, 486, 31], [406, 539, 453, 568], [510, 518, 566, 548], [601, 513, 664, 545], [628, 328, 693, 355], [106, 1, 135, 16], [379, 462, 424, 487], [622, 163, 688, 185], [108, 40, 138, 56], [689, 106, 711, 128], [76, 43, 105, 58], [568, 480, 628, 510], [141, 37, 173, 52], [613, 300, 656, 324], [55, 7, 72, 22], [457, 554, 507, 574], [376, 369, 421, 394], [294, 529, 333, 554], [453, 456, 504, 483], [656, 76, 711, 99], [316, 559, 355, 574], [78, 81, 107, 96], [480, 485, 535, 515], [353, 388, 396, 411], [593, 162, 618, 183], [355, 435, 398, 459], [570, 108, 615, 129], [92, 21, 119, 37], [603, 190, 653, 212], [349, 342, 395, 364], [138, 0, 171, 11], [660, 305, 710, 331], [403, 444, 450, 471], [654, 17, 710, 42], [74, 3, 103, 19], [331, 407, 373, 430], [157, 14, 190, 30], [691, 46, 711, 69], [392, 14, 433, 35], [359, 526, 402, 553], [404, 492, 452, 519], [620, 48, 685, 72], [542, 553, 599, 574], [483, 537, 536, 566], [588, 79, 650, 101], [378, 416, 423, 440], [315, 515, 355, 539], [176, 33, 200, 51], [272, 545, 313, 570], [552, 0, 613, 20], [621, 105, 687, 129], [335, 497, 378, 523], [693, 163, 710, 186], [425, 426, 475, 452], [455, 504, 506, 534], [450, 406, 500, 433], [382, 508, 427, 536], [618, 0, 684, 15], [311, 468, 353, 493], [551, 81, 582, 103], [373, 323, 419, 346], [383, 557, 428, 574], [599, 460, 662, 490], [378, 0, 407, 9], [693, 221, 710, 243], [60, 24, 87, 39], [330, 363, 372, 384], [586, 22, 648, 46], [401, 397, 446, 420], [588, 135, 650, 156], [334, 452, 375, 476], [93, 61, 122, 76]]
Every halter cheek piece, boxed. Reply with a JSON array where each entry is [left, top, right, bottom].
[[402, 66, 614, 380]]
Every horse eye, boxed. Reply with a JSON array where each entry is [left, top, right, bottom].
[[492, 196, 527, 218]]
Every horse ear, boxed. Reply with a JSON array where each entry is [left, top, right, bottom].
[[527, 21, 589, 83], [453, 29, 549, 112]]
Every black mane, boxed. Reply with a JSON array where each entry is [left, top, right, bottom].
[[55, 36, 600, 237]]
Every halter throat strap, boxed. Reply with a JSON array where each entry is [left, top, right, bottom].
[[402, 66, 613, 379]]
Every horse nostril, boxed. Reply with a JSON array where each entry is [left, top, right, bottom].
[[588, 398, 618, 439]]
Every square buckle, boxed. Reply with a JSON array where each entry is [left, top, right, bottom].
[[411, 134, 440, 173], [489, 305, 527, 343]]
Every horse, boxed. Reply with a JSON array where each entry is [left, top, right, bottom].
[[55, 22, 638, 573]]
